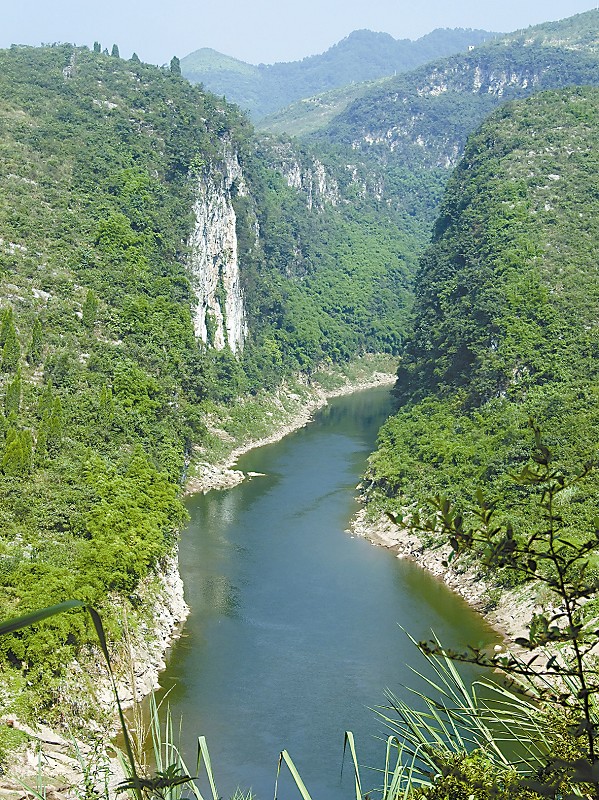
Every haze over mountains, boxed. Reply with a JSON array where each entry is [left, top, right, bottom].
[[180, 27, 498, 119]]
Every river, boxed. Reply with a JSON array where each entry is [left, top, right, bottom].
[[157, 386, 498, 799]]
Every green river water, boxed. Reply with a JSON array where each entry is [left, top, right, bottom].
[[157, 386, 498, 798]]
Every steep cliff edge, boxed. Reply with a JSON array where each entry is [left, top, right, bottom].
[[0, 42, 415, 770], [190, 143, 248, 352]]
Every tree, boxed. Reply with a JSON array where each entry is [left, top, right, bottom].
[[111, 44, 120, 58], [82, 289, 98, 329], [0, 307, 13, 347], [27, 318, 43, 365], [170, 56, 181, 76], [1, 428, 33, 477], [39, 397, 64, 457], [1, 322, 20, 373], [93, 41, 101, 53], [407, 423, 599, 798], [131, 52, 140, 63], [38, 380, 54, 419], [98, 384, 114, 426], [4, 370, 21, 417]]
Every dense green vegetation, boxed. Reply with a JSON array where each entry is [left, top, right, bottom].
[[320, 9, 599, 159], [181, 28, 497, 120], [0, 43, 412, 726], [301, 9, 599, 284], [366, 86, 599, 566], [257, 78, 390, 138], [4, 4, 599, 785]]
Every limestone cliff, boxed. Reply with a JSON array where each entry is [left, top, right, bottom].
[[321, 13, 599, 174], [261, 138, 340, 209], [189, 142, 249, 353]]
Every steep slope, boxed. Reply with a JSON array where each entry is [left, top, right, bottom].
[[181, 28, 497, 119], [0, 44, 413, 732], [310, 9, 599, 246], [366, 86, 599, 544], [321, 10, 599, 165], [257, 78, 388, 137]]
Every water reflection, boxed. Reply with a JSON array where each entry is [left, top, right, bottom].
[[157, 388, 497, 800]]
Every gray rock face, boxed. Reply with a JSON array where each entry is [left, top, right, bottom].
[[189, 143, 248, 353], [267, 141, 340, 209]]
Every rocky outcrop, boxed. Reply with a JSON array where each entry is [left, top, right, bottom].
[[282, 156, 340, 210], [120, 552, 189, 703], [263, 140, 340, 209], [0, 554, 188, 800], [189, 143, 248, 353], [352, 54, 546, 169]]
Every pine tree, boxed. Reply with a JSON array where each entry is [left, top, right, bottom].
[[34, 424, 47, 466], [111, 44, 120, 58], [98, 384, 114, 426], [1, 428, 32, 477], [4, 371, 21, 417], [27, 318, 43, 365], [38, 380, 54, 419], [45, 397, 63, 456], [170, 56, 181, 76], [131, 52, 140, 63], [1, 323, 20, 373], [0, 307, 13, 347], [93, 41, 101, 53], [82, 289, 98, 330]]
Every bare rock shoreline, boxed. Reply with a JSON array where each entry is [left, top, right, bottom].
[[1, 369, 397, 797], [350, 508, 537, 646]]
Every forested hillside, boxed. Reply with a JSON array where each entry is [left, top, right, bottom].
[[308, 9, 599, 253], [366, 86, 599, 553], [0, 44, 412, 726], [181, 27, 496, 119]]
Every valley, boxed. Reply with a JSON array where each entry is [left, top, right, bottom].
[[1, 8, 599, 798]]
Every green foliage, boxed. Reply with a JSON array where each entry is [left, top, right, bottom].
[[367, 88, 599, 551], [27, 318, 43, 364], [0, 44, 243, 700], [1, 319, 20, 372], [1, 427, 33, 476], [82, 289, 98, 329], [320, 12, 599, 163], [181, 28, 497, 120], [407, 429, 599, 798], [4, 370, 21, 417], [305, 9, 599, 308], [0, 307, 14, 347]]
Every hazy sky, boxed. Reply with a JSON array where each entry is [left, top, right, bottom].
[[3, 0, 598, 66]]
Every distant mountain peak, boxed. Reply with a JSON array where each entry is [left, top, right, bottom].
[[181, 27, 498, 119]]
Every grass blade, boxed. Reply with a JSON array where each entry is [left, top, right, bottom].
[[275, 750, 313, 800], [0, 600, 85, 635]]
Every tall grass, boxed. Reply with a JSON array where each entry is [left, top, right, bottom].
[[0, 603, 564, 799]]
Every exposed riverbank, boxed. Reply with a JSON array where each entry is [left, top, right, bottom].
[[156, 381, 496, 800], [1, 357, 397, 799], [350, 509, 537, 646], [185, 356, 397, 495]]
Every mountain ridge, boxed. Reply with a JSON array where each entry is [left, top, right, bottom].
[[181, 27, 498, 118], [366, 84, 599, 543]]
